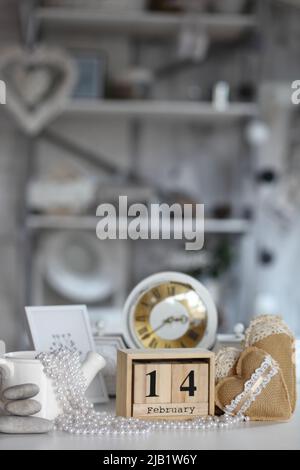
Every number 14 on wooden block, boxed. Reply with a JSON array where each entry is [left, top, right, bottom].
[[116, 349, 215, 419]]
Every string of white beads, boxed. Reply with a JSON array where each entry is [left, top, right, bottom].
[[38, 349, 249, 437]]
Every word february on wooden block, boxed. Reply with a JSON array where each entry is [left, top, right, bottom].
[[116, 349, 215, 419]]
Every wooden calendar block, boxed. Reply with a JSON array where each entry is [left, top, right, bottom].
[[116, 349, 215, 420], [171, 363, 209, 404], [132, 403, 208, 419], [133, 363, 171, 404]]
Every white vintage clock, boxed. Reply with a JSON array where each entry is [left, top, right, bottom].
[[123, 272, 218, 350]]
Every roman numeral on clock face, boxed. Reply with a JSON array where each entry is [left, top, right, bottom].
[[167, 285, 176, 296], [187, 330, 199, 341], [149, 338, 158, 348], [138, 327, 148, 336], [136, 315, 147, 322], [152, 288, 161, 299]]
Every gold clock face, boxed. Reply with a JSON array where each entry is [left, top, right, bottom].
[[133, 281, 208, 349]]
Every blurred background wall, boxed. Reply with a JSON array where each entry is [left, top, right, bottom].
[[1, 0, 300, 352]]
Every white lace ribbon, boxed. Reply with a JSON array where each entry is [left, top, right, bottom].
[[224, 355, 279, 416], [244, 315, 294, 347]]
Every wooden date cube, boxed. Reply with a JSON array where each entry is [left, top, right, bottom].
[[116, 349, 215, 420], [171, 363, 209, 404], [134, 363, 172, 404]]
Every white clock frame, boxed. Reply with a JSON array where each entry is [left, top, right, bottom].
[[123, 272, 218, 350]]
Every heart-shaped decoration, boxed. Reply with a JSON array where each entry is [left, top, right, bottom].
[[0, 47, 77, 135], [216, 347, 292, 421], [244, 315, 297, 413]]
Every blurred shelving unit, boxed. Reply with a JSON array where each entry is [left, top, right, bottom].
[[27, 215, 251, 234], [18, 0, 261, 331], [35, 8, 257, 40], [63, 100, 258, 121]]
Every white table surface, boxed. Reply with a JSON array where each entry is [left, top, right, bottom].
[[0, 388, 299, 451]]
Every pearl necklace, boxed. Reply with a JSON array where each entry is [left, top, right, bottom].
[[38, 349, 248, 436]]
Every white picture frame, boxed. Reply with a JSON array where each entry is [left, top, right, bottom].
[[94, 335, 127, 396], [25, 305, 109, 404]]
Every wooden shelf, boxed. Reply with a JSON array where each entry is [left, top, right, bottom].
[[36, 9, 257, 39], [27, 215, 251, 235], [62, 100, 258, 121]]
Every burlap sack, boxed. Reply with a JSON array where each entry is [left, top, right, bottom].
[[244, 315, 297, 413], [216, 347, 292, 421]]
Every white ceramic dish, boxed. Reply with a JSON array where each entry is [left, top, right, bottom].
[[44, 232, 114, 303]]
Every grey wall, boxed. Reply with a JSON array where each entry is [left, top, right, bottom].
[[0, 0, 25, 352]]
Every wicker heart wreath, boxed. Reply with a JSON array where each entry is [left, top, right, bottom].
[[0, 46, 76, 135]]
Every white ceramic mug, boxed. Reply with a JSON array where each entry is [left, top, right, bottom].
[[0, 351, 106, 420]]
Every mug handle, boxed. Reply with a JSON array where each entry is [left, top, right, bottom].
[[0, 358, 14, 379]]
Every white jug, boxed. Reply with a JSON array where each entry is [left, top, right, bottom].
[[0, 351, 106, 420]]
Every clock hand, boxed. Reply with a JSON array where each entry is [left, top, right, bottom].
[[174, 315, 189, 324], [141, 318, 170, 340], [141, 315, 189, 340]]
